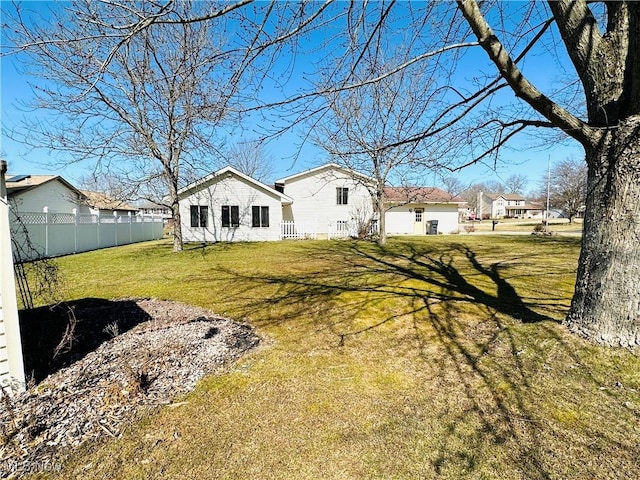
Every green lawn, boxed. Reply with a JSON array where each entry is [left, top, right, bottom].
[[28, 236, 640, 479]]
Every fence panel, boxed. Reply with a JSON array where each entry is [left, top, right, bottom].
[[9, 209, 164, 261]]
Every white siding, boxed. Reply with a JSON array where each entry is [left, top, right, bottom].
[[10, 180, 89, 214], [180, 174, 284, 242], [386, 203, 460, 235], [1, 170, 26, 393], [280, 167, 373, 234]]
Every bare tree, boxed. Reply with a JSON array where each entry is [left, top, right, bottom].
[[327, 1, 639, 345], [504, 174, 528, 195], [313, 45, 443, 245], [222, 141, 275, 183], [2, 1, 332, 251], [440, 177, 466, 199], [455, 0, 640, 346], [541, 157, 587, 223]]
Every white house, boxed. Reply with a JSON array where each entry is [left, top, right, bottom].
[[274, 163, 375, 237], [179, 166, 293, 242], [384, 186, 464, 235], [181, 163, 468, 242], [480, 193, 544, 219], [81, 190, 139, 217], [1, 162, 26, 394], [6, 175, 90, 215]]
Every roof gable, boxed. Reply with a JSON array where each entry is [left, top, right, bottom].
[[179, 166, 293, 204], [486, 193, 526, 201], [275, 163, 374, 186], [6, 175, 84, 199]]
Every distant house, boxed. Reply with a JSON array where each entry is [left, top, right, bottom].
[[6, 174, 90, 215], [179, 166, 293, 242], [274, 163, 375, 237], [385, 186, 465, 235], [480, 193, 543, 219], [81, 190, 139, 217], [180, 163, 468, 242], [136, 200, 172, 219]]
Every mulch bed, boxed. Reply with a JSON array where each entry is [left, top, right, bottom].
[[1, 298, 260, 478]]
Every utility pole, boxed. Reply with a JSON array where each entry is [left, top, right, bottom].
[[545, 156, 551, 233]]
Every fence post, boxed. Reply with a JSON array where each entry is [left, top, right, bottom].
[[96, 212, 100, 248], [114, 211, 118, 246], [128, 211, 132, 244], [43, 206, 49, 257], [72, 208, 78, 253]]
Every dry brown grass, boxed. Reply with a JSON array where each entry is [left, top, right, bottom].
[[24, 236, 640, 479]]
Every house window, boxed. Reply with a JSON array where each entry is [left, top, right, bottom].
[[336, 187, 349, 205], [190, 205, 208, 227], [221, 205, 240, 227], [252, 206, 269, 227], [415, 209, 423, 223]]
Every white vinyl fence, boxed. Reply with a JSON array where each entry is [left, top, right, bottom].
[[10, 208, 164, 261]]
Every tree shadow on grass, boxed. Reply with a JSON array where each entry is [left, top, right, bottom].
[[208, 239, 637, 478], [19, 298, 152, 383]]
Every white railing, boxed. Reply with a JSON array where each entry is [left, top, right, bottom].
[[280, 220, 318, 240], [9, 208, 164, 261], [281, 219, 378, 240]]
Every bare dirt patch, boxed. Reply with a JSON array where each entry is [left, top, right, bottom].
[[1, 298, 260, 477]]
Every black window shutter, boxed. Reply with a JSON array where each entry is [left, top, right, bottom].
[[261, 206, 269, 227]]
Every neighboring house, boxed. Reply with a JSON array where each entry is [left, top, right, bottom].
[[6, 174, 90, 215], [274, 163, 375, 237], [182, 163, 471, 242], [137, 200, 172, 219], [385, 186, 464, 235], [480, 193, 543, 219], [179, 166, 293, 242], [81, 190, 139, 217]]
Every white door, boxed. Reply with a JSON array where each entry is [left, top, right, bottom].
[[413, 208, 424, 235]]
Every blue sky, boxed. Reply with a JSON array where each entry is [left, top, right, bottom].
[[1, 1, 585, 194]]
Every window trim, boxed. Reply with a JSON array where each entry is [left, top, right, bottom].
[[252, 205, 270, 228], [336, 187, 349, 205], [222, 205, 240, 228], [190, 205, 208, 228]]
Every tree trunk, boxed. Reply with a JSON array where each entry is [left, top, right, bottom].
[[172, 203, 183, 253], [376, 190, 387, 246], [168, 181, 183, 253], [565, 117, 640, 346]]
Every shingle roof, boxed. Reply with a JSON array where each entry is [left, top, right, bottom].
[[384, 186, 464, 204], [6, 175, 81, 197], [81, 190, 138, 212]]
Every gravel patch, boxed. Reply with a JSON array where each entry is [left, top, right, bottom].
[[0, 298, 260, 478]]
